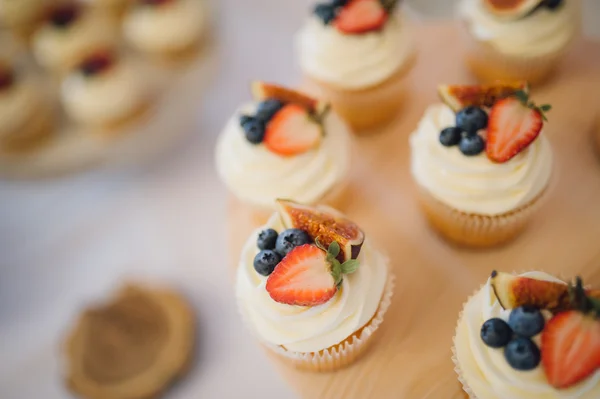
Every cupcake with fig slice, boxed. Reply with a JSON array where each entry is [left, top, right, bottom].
[[236, 199, 394, 372], [296, 0, 415, 132], [410, 82, 553, 247], [454, 270, 600, 399], [215, 82, 352, 223], [458, 0, 582, 85]]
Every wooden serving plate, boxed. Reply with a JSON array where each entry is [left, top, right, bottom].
[[228, 22, 600, 399]]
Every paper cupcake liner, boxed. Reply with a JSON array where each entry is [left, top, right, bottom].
[[417, 186, 548, 248], [460, 21, 581, 86], [238, 272, 396, 373]]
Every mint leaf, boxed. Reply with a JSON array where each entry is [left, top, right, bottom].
[[331, 262, 342, 286], [328, 241, 340, 258], [341, 259, 360, 274]]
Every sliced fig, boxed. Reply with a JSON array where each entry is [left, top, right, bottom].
[[483, 0, 543, 20], [251, 81, 327, 115], [438, 81, 528, 113], [276, 199, 364, 263], [490, 271, 600, 312]]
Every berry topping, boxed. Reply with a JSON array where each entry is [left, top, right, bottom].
[[504, 337, 541, 371], [275, 228, 312, 257], [79, 52, 115, 77], [263, 104, 322, 157], [483, 0, 541, 20], [439, 127, 463, 147], [333, 0, 388, 35], [486, 91, 551, 163], [251, 81, 325, 114], [459, 134, 485, 156], [509, 306, 545, 337], [49, 3, 81, 28], [541, 278, 600, 389], [255, 99, 284, 123], [544, 0, 563, 10], [266, 242, 360, 306], [253, 250, 282, 277], [277, 199, 365, 263], [0, 66, 14, 91], [257, 228, 278, 250], [481, 318, 513, 348], [332, 0, 349, 6], [438, 81, 529, 113], [490, 270, 600, 313], [239, 114, 253, 126], [456, 106, 488, 135], [314, 3, 337, 24], [241, 117, 266, 144]]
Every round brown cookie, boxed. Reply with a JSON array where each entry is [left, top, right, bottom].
[[64, 284, 195, 399]]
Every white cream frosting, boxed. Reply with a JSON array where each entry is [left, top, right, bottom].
[[61, 60, 148, 125], [458, 0, 580, 57], [236, 213, 389, 353], [123, 0, 206, 53], [32, 8, 119, 71], [409, 104, 552, 216], [296, 13, 413, 90], [456, 272, 600, 399], [215, 104, 351, 211], [0, 79, 38, 137]]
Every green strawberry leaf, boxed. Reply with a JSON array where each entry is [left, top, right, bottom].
[[341, 259, 360, 275], [379, 0, 400, 13], [331, 262, 343, 286], [540, 104, 552, 112]]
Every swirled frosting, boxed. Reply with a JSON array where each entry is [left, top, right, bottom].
[[61, 61, 148, 125], [409, 104, 552, 215], [296, 13, 414, 90], [215, 104, 351, 211], [236, 213, 389, 353], [0, 79, 38, 138], [458, 0, 580, 57], [123, 0, 206, 53], [456, 272, 600, 399]]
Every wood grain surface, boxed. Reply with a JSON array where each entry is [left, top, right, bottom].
[[227, 22, 600, 399]]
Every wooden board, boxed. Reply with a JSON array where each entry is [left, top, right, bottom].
[[228, 22, 600, 399]]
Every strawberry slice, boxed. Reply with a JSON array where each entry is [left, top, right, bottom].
[[334, 0, 388, 35], [263, 104, 322, 157], [486, 93, 548, 163], [541, 311, 600, 389]]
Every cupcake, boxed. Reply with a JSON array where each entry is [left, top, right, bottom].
[[0, 62, 55, 152], [215, 81, 352, 223], [123, 0, 207, 60], [410, 82, 553, 247], [454, 270, 600, 398], [0, 0, 48, 39], [60, 50, 152, 131], [31, 2, 119, 73], [296, 0, 415, 131], [458, 0, 581, 85], [236, 199, 394, 372], [82, 0, 129, 19]]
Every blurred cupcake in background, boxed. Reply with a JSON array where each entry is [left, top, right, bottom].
[[458, 0, 581, 85], [296, 0, 415, 132], [123, 0, 207, 61], [82, 0, 130, 19], [216, 82, 352, 223], [0, 0, 48, 40], [31, 2, 119, 73], [410, 82, 553, 247], [0, 61, 55, 152], [60, 50, 153, 131]]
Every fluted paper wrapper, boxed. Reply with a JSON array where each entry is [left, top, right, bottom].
[[238, 273, 395, 373]]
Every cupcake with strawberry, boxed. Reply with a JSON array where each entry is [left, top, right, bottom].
[[410, 82, 553, 247], [296, 0, 415, 132], [215, 82, 352, 222], [454, 270, 600, 398], [236, 199, 394, 371], [458, 0, 581, 85]]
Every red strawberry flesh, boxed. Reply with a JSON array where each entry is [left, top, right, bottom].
[[334, 0, 388, 35], [264, 104, 322, 157]]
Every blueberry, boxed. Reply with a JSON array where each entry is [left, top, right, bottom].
[[508, 306, 545, 338], [332, 0, 348, 7], [253, 250, 281, 276], [255, 99, 284, 123], [257, 228, 278, 250], [313, 3, 337, 24], [481, 318, 513, 348], [504, 337, 541, 371], [459, 134, 485, 156], [456, 106, 489, 135], [275, 229, 311, 257], [241, 117, 265, 144], [239, 114, 253, 126], [439, 127, 463, 147], [545, 0, 563, 10]]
